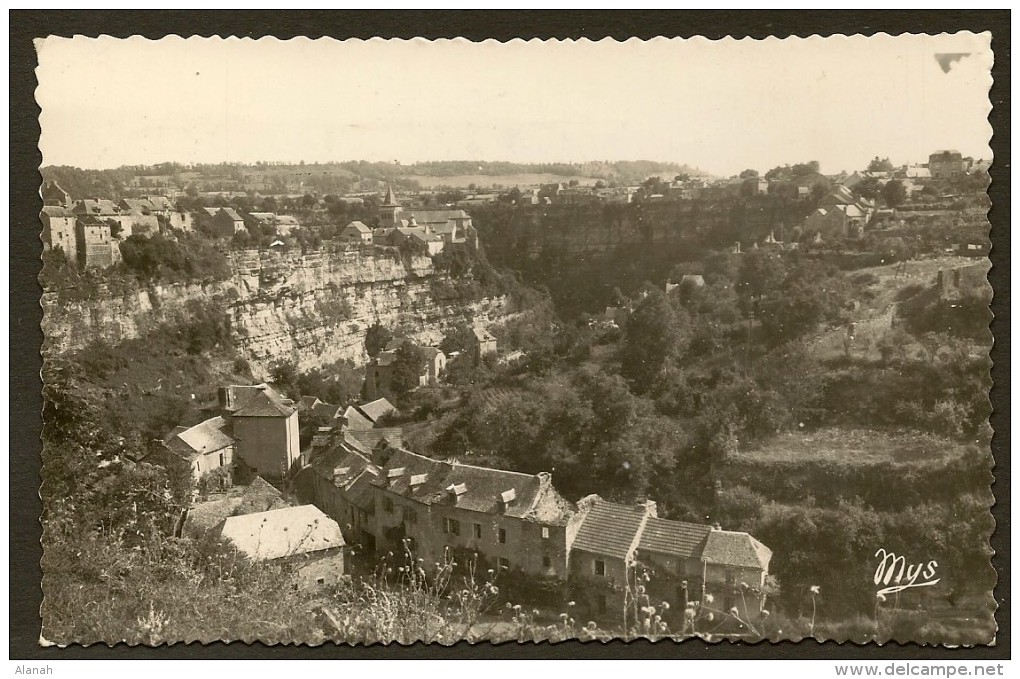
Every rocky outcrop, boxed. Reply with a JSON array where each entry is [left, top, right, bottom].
[[41, 245, 514, 373]]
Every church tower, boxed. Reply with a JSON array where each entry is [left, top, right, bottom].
[[379, 184, 403, 227]]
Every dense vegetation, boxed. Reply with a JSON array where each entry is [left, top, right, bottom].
[[403, 247, 994, 640]]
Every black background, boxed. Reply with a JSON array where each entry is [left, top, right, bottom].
[[9, 10, 1011, 660]]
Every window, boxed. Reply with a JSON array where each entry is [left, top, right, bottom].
[[219, 451, 225, 467], [542, 555, 552, 569], [597, 594, 607, 614], [594, 560, 606, 576], [473, 523, 482, 539], [541, 526, 550, 539], [443, 518, 460, 536], [498, 528, 507, 544], [403, 507, 417, 525], [316, 577, 325, 585], [383, 497, 394, 513], [497, 557, 510, 572], [725, 569, 735, 585]]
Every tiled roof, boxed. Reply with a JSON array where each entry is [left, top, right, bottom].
[[217, 504, 344, 561], [165, 416, 233, 461], [571, 498, 648, 560], [638, 517, 711, 558], [701, 530, 772, 570]]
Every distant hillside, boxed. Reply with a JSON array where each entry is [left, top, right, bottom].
[[40, 160, 709, 199]]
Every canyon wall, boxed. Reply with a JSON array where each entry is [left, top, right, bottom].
[[41, 245, 514, 373], [475, 198, 814, 264]]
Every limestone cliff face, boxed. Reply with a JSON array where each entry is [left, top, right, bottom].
[[474, 199, 814, 264], [42, 246, 513, 373]]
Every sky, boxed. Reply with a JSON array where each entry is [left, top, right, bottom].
[[36, 33, 993, 177]]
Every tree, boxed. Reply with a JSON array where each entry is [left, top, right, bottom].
[[440, 325, 477, 356], [269, 360, 301, 399], [619, 290, 687, 390], [390, 344, 430, 396], [881, 180, 908, 208], [867, 156, 895, 173], [739, 169, 759, 179], [365, 323, 393, 358], [791, 161, 821, 176], [854, 176, 884, 201]]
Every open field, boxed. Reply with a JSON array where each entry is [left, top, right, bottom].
[[733, 426, 967, 466], [407, 173, 597, 189]]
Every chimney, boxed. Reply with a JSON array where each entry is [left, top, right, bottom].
[[537, 471, 552, 488], [639, 499, 658, 518]]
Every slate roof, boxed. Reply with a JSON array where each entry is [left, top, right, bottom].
[[571, 498, 649, 560], [164, 416, 233, 461], [344, 220, 372, 234], [184, 477, 287, 536], [701, 530, 773, 570], [638, 517, 712, 558], [216, 504, 344, 561], [405, 209, 469, 223], [346, 427, 403, 450], [230, 385, 296, 418], [473, 327, 496, 342], [343, 405, 375, 431], [358, 397, 397, 423], [368, 447, 574, 525], [41, 206, 74, 218], [219, 207, 243, 221]]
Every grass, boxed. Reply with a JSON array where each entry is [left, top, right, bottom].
[[734, 427, 966, 466]]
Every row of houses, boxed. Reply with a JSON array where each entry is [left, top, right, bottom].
[[302, 432, 772, 622], [41, 181, 196, 267], [158, 378, 771, 621]]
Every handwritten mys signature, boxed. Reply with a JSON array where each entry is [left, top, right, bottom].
[[874, 549, 940, 596]]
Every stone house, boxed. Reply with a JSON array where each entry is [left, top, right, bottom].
[[308, 443, 574, 579], [74, 215, 116, 268], [218, 384, 301, 479], [364, 344, 444, 400], [40, 206, 77, 256], [340, 220, 373, 244], [163, 415, 235, 481], [473, 326, 497, 365], [804, 204, 869, 240], [567, 497, 651, 615], [41, 180, 71, 207], [303, 446, 773, 614], [569, 496, 772, 624], [201, 207, 247, 238], [214, 504, 346, 588], [928, 150, 970, 180], [244, 212, 301, 236]]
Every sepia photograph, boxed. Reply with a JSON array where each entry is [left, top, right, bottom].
[[33, 31, 996, 649]]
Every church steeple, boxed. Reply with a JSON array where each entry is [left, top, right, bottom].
[[379, 184, 403, 226]]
